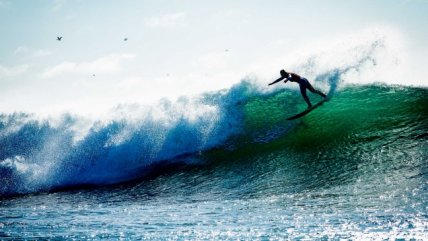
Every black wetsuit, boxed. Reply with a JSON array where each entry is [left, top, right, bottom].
[[287, 73, 326, 107]]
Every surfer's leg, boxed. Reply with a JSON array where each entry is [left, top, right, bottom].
[[300, 84, 312, 108], [307, 83, 327, 98]]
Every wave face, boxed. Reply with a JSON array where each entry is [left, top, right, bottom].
[[1, 76, 427, 197]]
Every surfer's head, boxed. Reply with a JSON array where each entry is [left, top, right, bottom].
[[280, 69, 288, 78]]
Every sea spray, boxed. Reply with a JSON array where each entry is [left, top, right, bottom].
[[1, 80, 265, 196]]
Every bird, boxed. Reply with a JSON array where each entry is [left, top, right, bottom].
[[57, 36, 62, 41], [124, 38, 128, 41]]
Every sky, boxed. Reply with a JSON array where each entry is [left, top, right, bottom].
[[1, 0, 427, 114]]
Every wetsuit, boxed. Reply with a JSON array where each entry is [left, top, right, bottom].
[[286, 73, 326, 108]]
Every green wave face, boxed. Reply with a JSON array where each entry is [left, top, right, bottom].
[[243, 85, 427, 150], [204, 85, 427, 197]]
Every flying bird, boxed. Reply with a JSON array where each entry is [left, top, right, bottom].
[[124, 38, 128, 41], [57, 36, 62, 41]]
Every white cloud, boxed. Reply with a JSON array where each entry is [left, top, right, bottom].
[[14, 46, 53, 58], [14, 46, 29, 55], [41, 53, 135, 79], [210, 9, 249, 29], [33, 49, 53, 57], [0, 64, 29, 77], [144, 12, 186, 28], [196, 51, 231, 70]]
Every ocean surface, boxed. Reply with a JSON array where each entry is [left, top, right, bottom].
[[1, 76, 427, 239]]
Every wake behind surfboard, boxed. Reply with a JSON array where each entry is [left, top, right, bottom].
[[286, 98, 328, 120]]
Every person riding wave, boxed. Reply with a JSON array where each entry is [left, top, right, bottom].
[[269, 69, 327, 108]]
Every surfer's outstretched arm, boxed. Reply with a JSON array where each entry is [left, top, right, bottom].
[[268, 77, 286, 86]]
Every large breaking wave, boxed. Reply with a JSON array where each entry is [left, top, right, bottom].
[[1, 28, 426, 197]]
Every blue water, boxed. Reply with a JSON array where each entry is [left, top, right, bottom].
[[1, 68, 428, 239]]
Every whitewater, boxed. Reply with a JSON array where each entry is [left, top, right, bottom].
[[1, 29, 427, 239]]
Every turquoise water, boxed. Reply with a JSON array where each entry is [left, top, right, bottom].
[[1, 84, 427, 239]]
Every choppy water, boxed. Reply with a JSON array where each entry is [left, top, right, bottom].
[[1, 83, 427, 239]]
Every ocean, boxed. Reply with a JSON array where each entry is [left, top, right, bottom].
[[1, 72, 427, 239]]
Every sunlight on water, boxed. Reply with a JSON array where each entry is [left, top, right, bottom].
[[1, 84, 427, 239]]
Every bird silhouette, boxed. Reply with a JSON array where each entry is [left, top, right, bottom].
[[57, 36, 62, 41], [124, 38, 128, 41]]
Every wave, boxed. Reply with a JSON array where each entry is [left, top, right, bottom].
[[2, 84, 427, 197], [1, 36, 427, 197]]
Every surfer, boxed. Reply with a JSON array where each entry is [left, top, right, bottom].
[[269, 69, 326, 108]]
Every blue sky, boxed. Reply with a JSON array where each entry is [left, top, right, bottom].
[[1, 0, 427, 114]]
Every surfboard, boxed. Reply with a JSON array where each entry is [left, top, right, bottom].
[[286, 98, 327, 120]]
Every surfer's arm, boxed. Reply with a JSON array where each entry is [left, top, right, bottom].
[[268, 77, 286, 86]]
